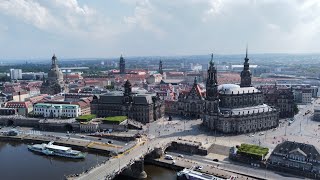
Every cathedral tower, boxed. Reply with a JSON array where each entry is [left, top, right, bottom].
[[206, 53, 219, 101], [159, 60, 163, 75], [240, 46, 252, 87]]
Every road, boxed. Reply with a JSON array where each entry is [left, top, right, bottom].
[[0, 127, 132, 148], [166, 152, 303, 180]]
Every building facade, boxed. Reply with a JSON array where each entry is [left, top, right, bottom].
[[260, 85, 295, 118], [10, 69, 22, 80], [91, 80, 165, 124], [268, 141, 320, 178], [293, 87, 313, 104], [34, 103, 80, 118], [166, 78, 205, 118], [40, 55, 66, 95]]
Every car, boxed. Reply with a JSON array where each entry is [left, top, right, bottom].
[[80, 135, 85, 138], [259, 132, 264, 136], [195, 166, 203, 170], [250, 134, 255, 137], [178, 154, 184, 158], [108, 140, 113, 144], [98, 138, 102, 140], [165, 155, 173, 160], [212, 159, 219, 162], [172, 160, 176, 164]]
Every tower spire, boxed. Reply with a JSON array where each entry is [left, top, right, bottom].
[[159, 60, 163, 75], [206, 53, 218, 100], [194, 77, 197, 85], [240, 45, 252, 87], [246, 44, 248, 58]]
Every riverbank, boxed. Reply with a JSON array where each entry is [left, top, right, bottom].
[[0, 133, 137, 155]]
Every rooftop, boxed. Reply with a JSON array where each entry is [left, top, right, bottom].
[[220, 104, 276, 116]]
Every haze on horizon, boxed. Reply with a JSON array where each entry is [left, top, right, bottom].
[[0, 0, 319, 59]]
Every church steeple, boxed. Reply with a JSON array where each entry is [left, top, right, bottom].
[[206, 53, 218, 100], [159, 60, 163, 75], [240, 46, 252, 87]]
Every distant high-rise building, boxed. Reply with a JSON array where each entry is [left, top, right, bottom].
[[159, 60, 163, 75], [10, 69, 22, 80], [119, 55, 126, 74]]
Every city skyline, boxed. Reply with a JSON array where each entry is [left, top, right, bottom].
[[1, 0, 320, 59]]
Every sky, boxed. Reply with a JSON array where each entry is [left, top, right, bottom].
[[1, 0, 320, 59]]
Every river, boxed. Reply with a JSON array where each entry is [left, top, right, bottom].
[[0, 141, 108, 180], [0, 141, 176, 180]]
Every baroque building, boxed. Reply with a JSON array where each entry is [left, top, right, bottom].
[[166, 51, 279, 134], [40, 54, 66, 95], [268, 141, 320, 178], [91, 80, 164, 124], [259, 84, 295, 118]]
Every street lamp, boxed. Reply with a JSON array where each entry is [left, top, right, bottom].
[[284, 124, 287, 136]]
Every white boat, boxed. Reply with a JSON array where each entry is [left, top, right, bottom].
[[177, 168, 236, 180], [28, 141, 86, 159]]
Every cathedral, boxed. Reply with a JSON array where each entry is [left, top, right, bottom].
[[40, 54, 66, 95], [168, 50, 279, 134]]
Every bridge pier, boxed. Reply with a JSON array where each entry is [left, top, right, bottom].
[[121, 159, 147, 179]]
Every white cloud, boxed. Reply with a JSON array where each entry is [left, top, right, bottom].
[[123, 0, 167, 38], [0, 0, 59, 30], [3, 0, 320, 57], [0, 0, 120, 40]]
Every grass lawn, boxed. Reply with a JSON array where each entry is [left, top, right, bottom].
[[102, 116, 127, 124], [237, 143, 269, 159], [76, 114, 96, 122]]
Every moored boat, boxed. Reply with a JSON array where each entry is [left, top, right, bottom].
[[28, 141, 86, 159]]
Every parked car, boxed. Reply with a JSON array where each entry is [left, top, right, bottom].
[[212, 159, 219, 162], [178, 154, 184, 158], [165, 155, 173, 160], [259, 132, 264, 136], [172, 160, 176, 164], [80, 135, 85, 138], [195, 165, 203, 170], [108, 140, 113, 144]]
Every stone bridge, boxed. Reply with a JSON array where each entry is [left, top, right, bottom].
[[74, 137, 174, 180]]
